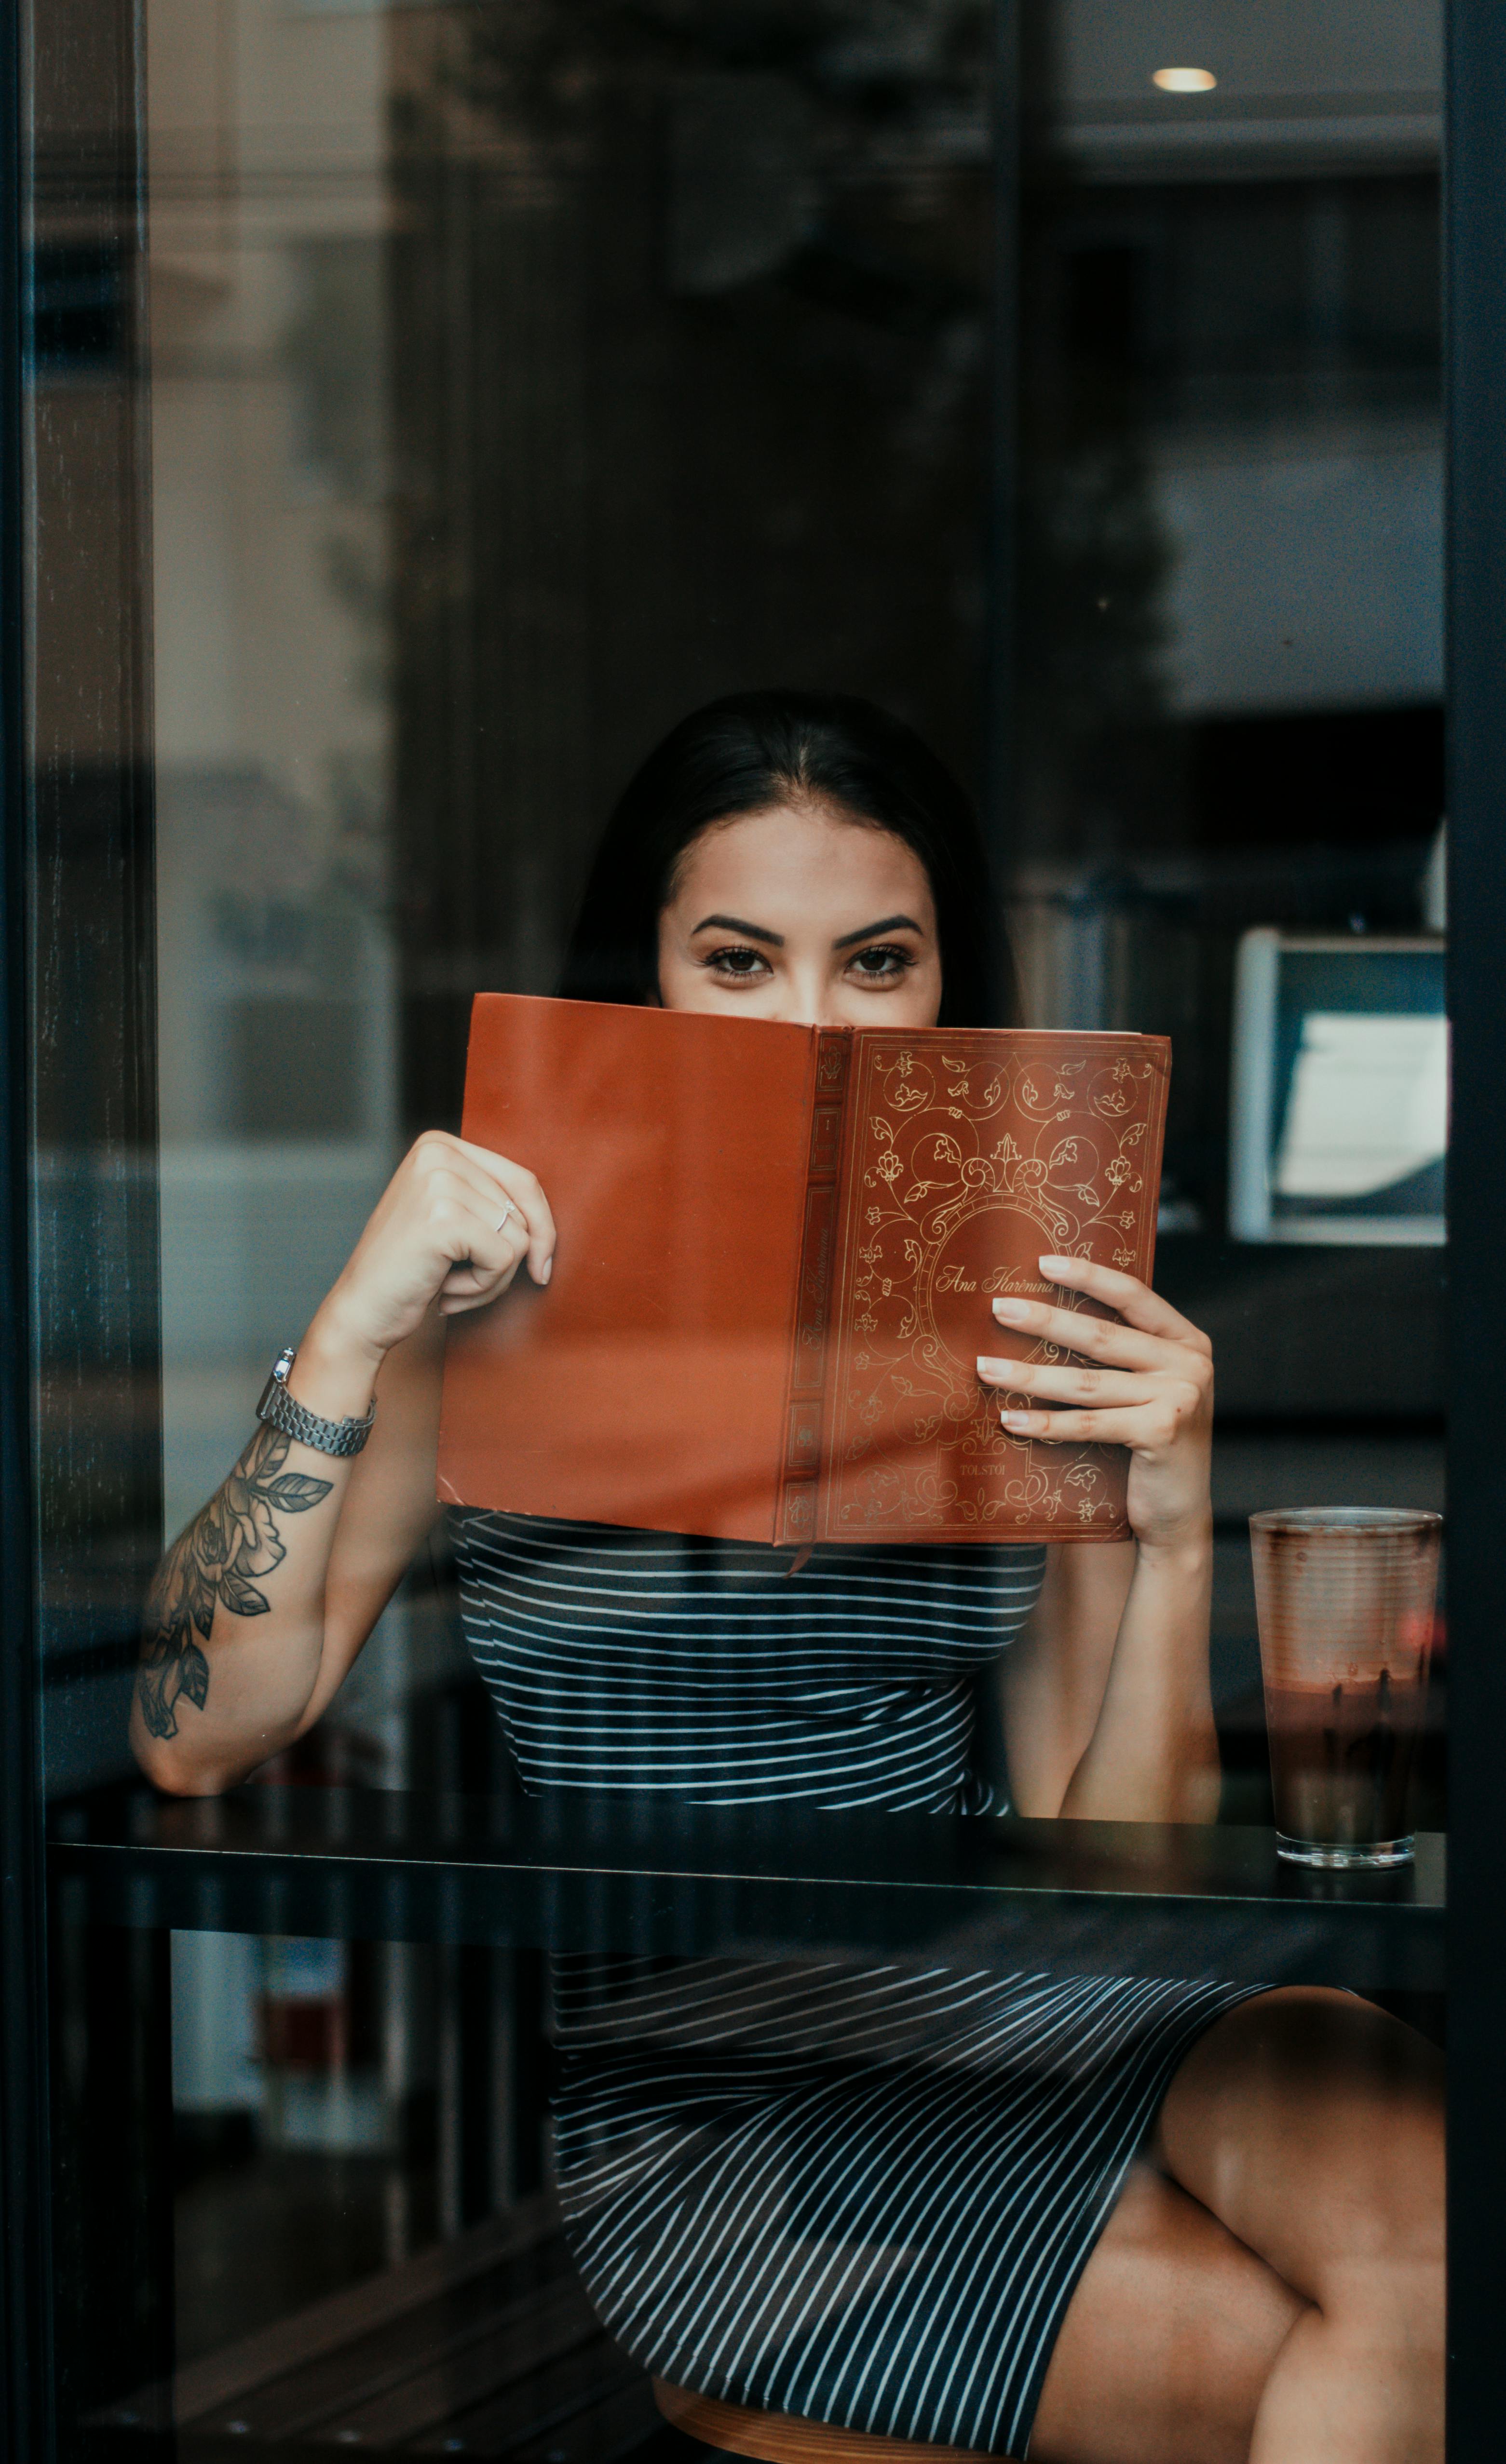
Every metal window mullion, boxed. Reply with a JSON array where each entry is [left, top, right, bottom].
[[1444, 4, 1506, 2456], [0, 0, 49, 2446]]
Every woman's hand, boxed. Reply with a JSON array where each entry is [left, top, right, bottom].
[[984, 1256, 1218, 1824], [977, 1255, 1213, 1554], [310, 1131, 557, 1381]]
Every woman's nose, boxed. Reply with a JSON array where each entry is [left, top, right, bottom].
[[760, 965, 844, 1029], [765, 998, 846, 1029]]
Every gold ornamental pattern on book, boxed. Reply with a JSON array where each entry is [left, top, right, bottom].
[[825, 1035, 1167, 1537]]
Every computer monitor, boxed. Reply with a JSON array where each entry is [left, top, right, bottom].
[[1228, 930, 1447, 1244]]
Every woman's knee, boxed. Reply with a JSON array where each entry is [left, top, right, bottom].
[[1156, 1987, 1444, 2305], [1030, 2162, 1303, 2464]]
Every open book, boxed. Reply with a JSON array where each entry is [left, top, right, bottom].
[[438, 996, 1169, 1546]]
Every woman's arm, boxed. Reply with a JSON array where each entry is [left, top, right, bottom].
[[132, 1131, 556, 1796], [1056, 1532, 1217, 1824], [1006, 1529, 1220, 1824], [1001, 1540, 1134, 1817], [132, 1314, 444, 1793], [983, 1259, 1220, 1827]]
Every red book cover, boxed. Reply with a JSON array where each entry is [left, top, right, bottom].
[[437, 996, 1170, 1546]]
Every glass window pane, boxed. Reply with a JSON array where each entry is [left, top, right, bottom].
[[27, 3, 1450, 2459]]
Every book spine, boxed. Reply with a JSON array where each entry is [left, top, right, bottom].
[[776, 1029, 853, 1547]]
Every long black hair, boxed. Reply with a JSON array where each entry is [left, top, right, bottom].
[[557, 690, 1016, 1028]]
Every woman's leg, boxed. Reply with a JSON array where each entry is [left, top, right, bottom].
[[1152, 1985, 1444, 2464], [1029, 2157, 1305, 2464], [1028, 1987, 1443, 2464]]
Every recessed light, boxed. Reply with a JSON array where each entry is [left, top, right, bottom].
[[1153, 66, 1217, 93]]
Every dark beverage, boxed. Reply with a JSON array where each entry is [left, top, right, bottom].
[[1263, 1666, 1428, 1858], [1250, 1508, 1440, 1868]]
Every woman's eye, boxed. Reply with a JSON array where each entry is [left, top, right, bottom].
[[848, 944, 914, 981], [705, 945, 770, 980]]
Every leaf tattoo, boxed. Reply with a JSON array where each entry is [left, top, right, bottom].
[[136, 1424, 333, 1742]]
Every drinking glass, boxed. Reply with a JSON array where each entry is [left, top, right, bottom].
[[1250, 1508, 1441, 1868]]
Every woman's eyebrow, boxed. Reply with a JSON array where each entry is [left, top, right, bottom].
[[690, 913, 784, 945], [832, 913, 923, 949]]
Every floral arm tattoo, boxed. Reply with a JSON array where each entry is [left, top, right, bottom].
[[136, 1424, 334, 1742]]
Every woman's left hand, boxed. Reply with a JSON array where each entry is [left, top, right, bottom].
[[977, 1256, 1213, 1554]]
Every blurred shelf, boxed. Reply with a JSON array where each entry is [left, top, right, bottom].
[[50, 1785, 1444, 1993]]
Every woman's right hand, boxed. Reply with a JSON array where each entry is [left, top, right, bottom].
[[132, 1127, 551, 1792], [308, 1131, 557, 1378]]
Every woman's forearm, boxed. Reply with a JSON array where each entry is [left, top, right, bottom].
[[979, 1254, 1220, 1826], [130, 1317, 377, 1794], [131, 1134, 553, 1797], [1057, 1528, 1221, 1825]]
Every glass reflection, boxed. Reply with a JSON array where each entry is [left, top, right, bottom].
[[42, 0, 1447, 2456]]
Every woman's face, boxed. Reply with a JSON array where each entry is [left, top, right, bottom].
[[656, 802, 943, 1030]]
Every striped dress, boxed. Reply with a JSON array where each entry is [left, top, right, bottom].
[[452, 1508, 1256, 2460]]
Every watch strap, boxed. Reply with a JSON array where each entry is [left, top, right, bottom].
[[255, 1345, 376, 1459]]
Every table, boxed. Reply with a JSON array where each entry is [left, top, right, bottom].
[[49, 1786, 1446, 1991]]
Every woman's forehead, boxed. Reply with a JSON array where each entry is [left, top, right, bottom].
[[670, 803, 934, 918]]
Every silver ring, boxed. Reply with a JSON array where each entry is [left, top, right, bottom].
[[496, 1203, 517, 1235]]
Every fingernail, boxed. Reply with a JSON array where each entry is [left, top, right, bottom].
[[1000, 1411, 1034, 1431], [976, 1355, 1013, 1374], [1039, 1255, 1072, 1274], [992, 1297, 1029, 1322], [540, 1256, 553, 1284]]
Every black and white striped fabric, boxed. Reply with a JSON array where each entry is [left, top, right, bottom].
[[451, 1508, 1257, 2460], [450, 1508, 1045, 1811]]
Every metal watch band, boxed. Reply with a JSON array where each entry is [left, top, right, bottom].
[[255, 1344, 376, 1459]]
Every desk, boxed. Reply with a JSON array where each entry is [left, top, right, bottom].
[[50, 1788, 1445, 1992]]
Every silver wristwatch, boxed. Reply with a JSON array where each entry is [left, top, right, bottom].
[[255, 1343, 377, 1458]]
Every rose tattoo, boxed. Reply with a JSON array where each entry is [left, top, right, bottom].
[[136, 1424, 333, 1741]]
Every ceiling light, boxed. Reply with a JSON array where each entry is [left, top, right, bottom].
[[1152, 66, 1217, 93]]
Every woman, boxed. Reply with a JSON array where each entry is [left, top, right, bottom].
[[134, 693, 1442, 2464]]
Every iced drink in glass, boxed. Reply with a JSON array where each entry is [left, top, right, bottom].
[[1250, 1508, 1441, 1869]]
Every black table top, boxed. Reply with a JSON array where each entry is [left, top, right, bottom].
[[49, 1785, 1446, 1991]]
